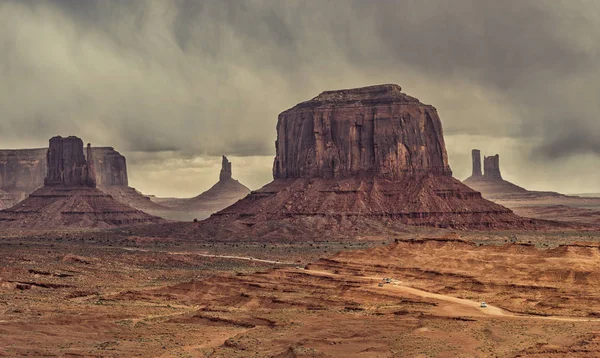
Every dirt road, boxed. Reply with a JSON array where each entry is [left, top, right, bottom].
[[300, 268, 600, 322]]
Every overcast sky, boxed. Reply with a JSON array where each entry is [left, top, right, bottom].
[[1, 0, 599, 197]]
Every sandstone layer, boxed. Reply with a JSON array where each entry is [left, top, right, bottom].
[[153, 85, 530, 240], [0, 137, 162, 229]]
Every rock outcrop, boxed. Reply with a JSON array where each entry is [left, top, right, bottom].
[[0, 149, 47, 207], [0, 149, 47, 191], [462, 149, 600, 224], [464, 150, 529, 198], [472, 149, 482, 177], [44, 136, 96, 187], [147, 85, 531, 241], [90, 147, 128, 186], [483, 154, 502, 180], [0, 146, 129, 208], [219, 156, 232, 181], [273, 84, 452, 180], [0, 136, 162, 229]]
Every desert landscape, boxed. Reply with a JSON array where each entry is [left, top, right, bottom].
[[1, 84, 600, 357], [2, 1, 600, 357]]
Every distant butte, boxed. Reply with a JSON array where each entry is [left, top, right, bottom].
[[154, 155, 251, 221], [141, 84, 535, 241], [463, 150, 528, 196], [0, 136, 162, 229], [463, 149, 600, 224], [0, 146, 128, 208]]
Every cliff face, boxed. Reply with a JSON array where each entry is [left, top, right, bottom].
[[273, 84, 452, 180], [484, 154, 502, 180], [0, 149, 47, 191], [219, 155, 232, 182], [472, 149, 482, 177], [0, 136, 162, 228], [0, 146, 129, 208], [0, 146, 128, 190], [90, 147, 128, 186], [44, 136, 95, 187]]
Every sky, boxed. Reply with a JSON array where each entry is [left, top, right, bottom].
[[1, 0, 599, 197]]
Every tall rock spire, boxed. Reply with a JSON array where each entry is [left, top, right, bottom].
[[219, 155, 232, 181], [472, 149, 482, 177]]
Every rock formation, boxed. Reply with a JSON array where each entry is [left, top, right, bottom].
[[0, 148, 47, 207], [0, 136, 162, 229], [462, 149, 600, 224], [90, 147, 128, 186], [472, 149, 482, 177], [148, 85, 531, 240], [0, 146, 129, 208], [0, 144, 170, 217], [273, 84, 452, 180], [157, 155, 251, 221], [219, 156, 232, 181], [44, 136, 96, 187], [464, 150, 529, 198], [483, 154, 502, 180]]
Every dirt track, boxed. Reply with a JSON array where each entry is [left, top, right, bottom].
[[302, 268, 600, 322], [120, 246, 295, 265]]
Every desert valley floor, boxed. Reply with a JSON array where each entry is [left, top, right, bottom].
[[3, 226, 600, 357]]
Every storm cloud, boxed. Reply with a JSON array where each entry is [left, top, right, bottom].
[[1, 0, 599, 196]]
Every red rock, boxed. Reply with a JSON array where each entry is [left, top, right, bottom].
[[471, 149, 482, 177], [219, 155, 232, 181], [464, 150, 529, 197], [273, 84, 452, 180], [483, 154, 502, 180], [44, 136, 95, 187], [90, 147, 128, 186]]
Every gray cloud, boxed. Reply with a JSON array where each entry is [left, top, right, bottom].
[[0, 0, 599, 195]]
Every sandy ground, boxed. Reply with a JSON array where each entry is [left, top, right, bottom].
[[3, 230, 600, 356]]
